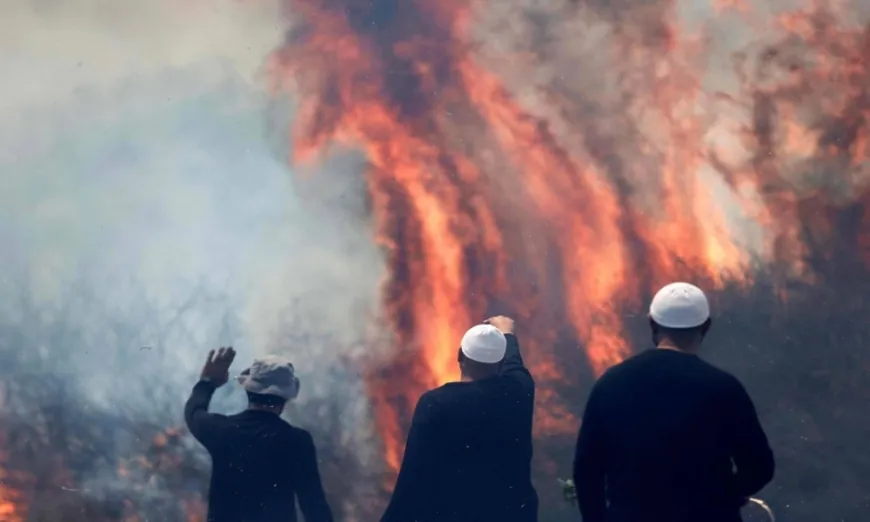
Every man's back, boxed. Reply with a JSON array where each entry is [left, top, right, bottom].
[[426, 370, 536, 520], [185, 381, 333, 522], [381, 332, 538, 522], [573, 349, 774, 522], [207, 411, 312, 522]]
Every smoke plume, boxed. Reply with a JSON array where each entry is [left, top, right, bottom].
[[3, 0, 870, 521], [1, 0, 384, 519]]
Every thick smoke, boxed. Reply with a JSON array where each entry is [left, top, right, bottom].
[[4, 0, 869, 521], [1, 1, 384, 519]]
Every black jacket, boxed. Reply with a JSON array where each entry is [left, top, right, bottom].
[[573, 349, 775, 522], [185, 381, 334, 522], [381, 333, 538, 522]]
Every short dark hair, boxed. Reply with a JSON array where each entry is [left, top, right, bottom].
[[246, 391, 286, 408], [457, 349, 501, 380], [650, 318, 711, 346]]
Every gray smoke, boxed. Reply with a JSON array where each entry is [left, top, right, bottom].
[[0, 0, 385, 518]]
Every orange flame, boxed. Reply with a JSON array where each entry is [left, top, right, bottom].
[[271, 0, 869, 478]]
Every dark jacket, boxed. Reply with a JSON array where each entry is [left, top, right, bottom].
[[185, 381, 334, 522], [573, 349, 775, 522], [381, 333, 538, 522]]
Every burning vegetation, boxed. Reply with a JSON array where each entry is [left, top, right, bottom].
[[270, 0, 868, 518], [1, 0, 868, 520]]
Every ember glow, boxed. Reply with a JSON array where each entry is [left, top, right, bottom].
[[271, 0, 868, 486], [0, 448, 23, 522]]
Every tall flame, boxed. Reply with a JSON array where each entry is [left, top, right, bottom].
[[0, 1, 863, 520], [271, 0, 868, 478]]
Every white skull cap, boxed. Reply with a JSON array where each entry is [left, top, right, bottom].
[[649, 282, 710, 328], [460, 324, 507, 364]]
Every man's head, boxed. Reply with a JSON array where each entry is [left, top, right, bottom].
[[648, 282, 712, 353], [457, 324, 507, 381], [237, 356, 300, 414]]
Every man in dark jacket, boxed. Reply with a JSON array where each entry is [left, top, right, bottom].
[[185, 347, 334, 522], [572, 282, 775, 522], [381, 316, 538, 522]]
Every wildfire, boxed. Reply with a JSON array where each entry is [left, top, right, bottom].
[[0, 1, 863, 520], [271, 0, 868, 481]]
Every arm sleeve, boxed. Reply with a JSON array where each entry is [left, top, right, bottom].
[[500, 333, 534, 391], [183, 380, 225, 450], [725, 379, 775, 499], [380, 394, 437, 522], [573, 382, 608, 522], [295, 431, 334, 522]]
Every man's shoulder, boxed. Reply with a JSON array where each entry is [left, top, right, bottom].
[[698, 357, 738, 377], [272, 421, 317, 452], [279, 420, 313, 440], [418, 382, 473, 411], [236, 412, 314, 440], [420, 385, 453, 405], [422, 378, 528, 410], [595, 351, 649, 380], [610, 348, 722, 368], [700, 362, 745, 392], [681, 352, 742, 386], [599, 349, 733, 382]]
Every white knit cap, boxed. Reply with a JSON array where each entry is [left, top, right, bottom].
[[649, 282, 710, 328], [460, 324, 507, 364]]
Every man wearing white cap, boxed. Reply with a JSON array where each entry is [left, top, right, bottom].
[[184, 347, 333, 522], [381, 316, 538, 522], [572, 283, 775, 522]]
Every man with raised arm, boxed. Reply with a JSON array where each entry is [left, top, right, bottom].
[[185, 347, 334, 522], [382, 316, 538, 522]]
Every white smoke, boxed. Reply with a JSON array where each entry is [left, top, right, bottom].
[[0, 0, 385, 513]]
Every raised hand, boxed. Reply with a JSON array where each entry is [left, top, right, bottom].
[[200, 346, 237, 386], [484, 316, 515, 335]]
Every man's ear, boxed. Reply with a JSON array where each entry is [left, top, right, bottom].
[[649, 317, 660, 345], [700, 318, 712, 338]]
